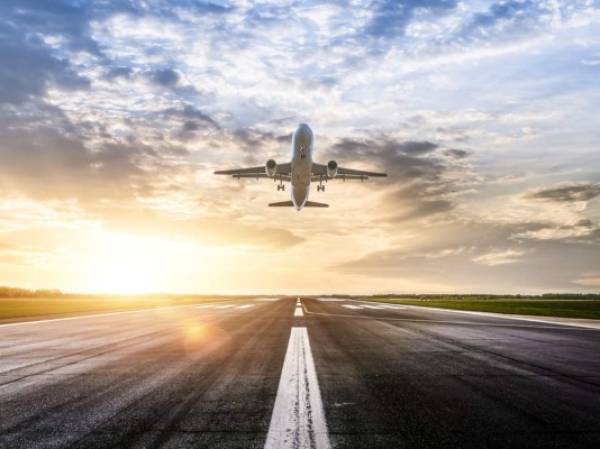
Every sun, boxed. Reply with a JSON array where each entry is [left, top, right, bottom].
[[84, 232, 173, 294]]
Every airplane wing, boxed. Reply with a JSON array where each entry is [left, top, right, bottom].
[[311, 163, 387, 180], [214, 163, 292, 180]]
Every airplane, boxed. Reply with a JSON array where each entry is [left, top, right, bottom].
[[214, 123, 387, 210]]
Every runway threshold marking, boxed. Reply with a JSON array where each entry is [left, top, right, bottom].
[[264, 327, 330, 449]]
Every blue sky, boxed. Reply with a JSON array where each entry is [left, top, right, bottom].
[[0, 0, 599, 293]]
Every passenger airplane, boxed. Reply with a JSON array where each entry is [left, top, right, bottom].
[[214, 123, 387, 210]]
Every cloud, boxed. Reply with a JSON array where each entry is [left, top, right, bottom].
[[0, 118, 191, 204], [327, 136, 444, 178], [445, 149, 468, 159], [326, 134, 470, 223], [526, 183, 600, 203], [472, 249, 526, 267], [392, 140, 439, 155], [335, 220, 600, 292], [364, 0, 457, 39], [0, 21, 90, 105], [573, 275, 600, 287], [148, 68, 180, 87], [105, 66, 133, 80], [162, 104, 221, 130]]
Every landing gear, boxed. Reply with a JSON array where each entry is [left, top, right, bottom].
[[275, 175, 285, 191], [317, 175, 326, 192]]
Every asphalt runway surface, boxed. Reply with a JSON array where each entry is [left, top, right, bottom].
[[1, 298, 600, 449]]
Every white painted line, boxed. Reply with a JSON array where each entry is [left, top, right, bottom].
[[215, 304, 235, 309], [237, 304, 255, 309], [342, 304, 362, 310], [362, 305, 385, 310], [352, 300, 600, 330], [264, 327, 330, 449], [0, 305, 195, 329], [379, 304, 406, 310], [294, 307, 304, 317]]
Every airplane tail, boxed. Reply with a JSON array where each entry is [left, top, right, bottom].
[[305, 201, 329, 207], [268, 201, 329, 208]]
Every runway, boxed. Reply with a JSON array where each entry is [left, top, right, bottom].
[[1, 298, 600, 449]]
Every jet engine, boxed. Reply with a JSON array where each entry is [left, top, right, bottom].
[[265, 159, 277, 177], [327, 160, 338, 178]]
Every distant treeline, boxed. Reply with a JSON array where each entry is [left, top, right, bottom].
[[0, 287, 65, 298], [1, 287, 599, 300]]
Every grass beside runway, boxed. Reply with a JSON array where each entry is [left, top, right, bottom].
[[0, 294, 242, 321], [361, 296, 600, 319]]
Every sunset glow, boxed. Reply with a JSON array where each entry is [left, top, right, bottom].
[[1, 1, 599, 294]]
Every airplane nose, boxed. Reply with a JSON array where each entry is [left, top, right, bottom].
[[297, 123, 312, 136], [295, 123, 312, 148]]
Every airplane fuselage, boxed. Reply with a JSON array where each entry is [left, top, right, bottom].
[[290, 123, 313, 210], [214, 123, 387, 209]]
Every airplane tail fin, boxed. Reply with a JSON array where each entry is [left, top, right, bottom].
[[304, 201, 329, 208]]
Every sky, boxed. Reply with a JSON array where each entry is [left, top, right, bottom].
[[0, 0, 599, 295]]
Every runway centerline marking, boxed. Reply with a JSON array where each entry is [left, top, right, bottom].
[[294, 306, 304, 317], [264, 327, 330, 449], [237, 304, 255, 309]]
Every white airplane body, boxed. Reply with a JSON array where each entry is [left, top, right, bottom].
[[215, 124, 386, 210]]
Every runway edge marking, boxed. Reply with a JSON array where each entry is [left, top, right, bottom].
[[264, 327, 331, 449]]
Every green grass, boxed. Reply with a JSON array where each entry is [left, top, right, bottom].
[[364, 298, 600, 320], [0, 295, 233, 321]]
